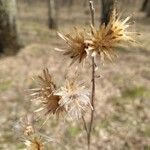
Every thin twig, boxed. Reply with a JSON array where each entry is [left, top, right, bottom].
[[87, 1, 96, 150], [89, 0, 95, 26], [82, 116, 88, 134]]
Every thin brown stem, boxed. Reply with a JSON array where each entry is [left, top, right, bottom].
[[82, 116, 88, 134], [81, 1, 95, 149], [87, 57, 95, 150], [87, 1, 96, 150]]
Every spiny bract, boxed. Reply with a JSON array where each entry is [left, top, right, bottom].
[[31, 69, 65, 117], [87, 9, 135, 62]]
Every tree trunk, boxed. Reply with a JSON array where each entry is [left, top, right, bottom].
[[61, 0, 67, 6], [26, 0, 34, 5], [48, 0, 57, 29], [101, 0, 115, 25], [146, 0, 150, 17], [68, 0, 74, 6], [61, 0, 73, 6], [0, 0, 21, 55], [141, 0, 148, 11]]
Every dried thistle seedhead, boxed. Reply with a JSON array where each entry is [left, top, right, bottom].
[[25, 136, 44, 150], [57, 27, 88, 64], [24, 125, 35, 136], [14, 113, 35, 137], [55, 77, 92, 120], [22, 114, 35, 136], [41, 94, 65, 116], [87, 9, 135, 62], [32, 68, 56, 98], [31, 69, 65, 117]]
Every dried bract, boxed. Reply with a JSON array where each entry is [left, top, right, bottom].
[[25, 136, 44, 150], [31, 69, 64, 117], [55, 77, 92, 120], [21, 114, 35, 136], [14, 113, 35, 137], [57, 27, 88, 64], [87, 9, 135, 62]]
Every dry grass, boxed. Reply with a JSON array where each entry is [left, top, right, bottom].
[[0, 1, 150, 149]]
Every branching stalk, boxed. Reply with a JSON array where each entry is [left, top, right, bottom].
[[88, 1, 96, 150], [81, 1, 96, 150]]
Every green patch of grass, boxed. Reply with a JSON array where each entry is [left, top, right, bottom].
[[68, 126, 80, 137], [112, 76, 125, 85], [0, 80, 12, 92], [122, 86, 150, 99], [16, 144, 24, 149], [100, 119, 110, 129], [116, 46, 131, 53], [144, 145, 150, 150], [110, 114, 123, 122], [50, 120, 59, 128], [142, 125, 150, 137]]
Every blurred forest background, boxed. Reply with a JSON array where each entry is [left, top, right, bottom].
[[0, 0, 150, 149]]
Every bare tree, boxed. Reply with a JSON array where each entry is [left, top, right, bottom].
[[60, 0, 74, 6], [68, 0, 74, 6], [101, 0, 115, 25], [141, 0, 148, 11], [26, 0, 34, 5], [0, 0, 21, 54], [48, 0, 57, 29], [146, 0, 150, 17]]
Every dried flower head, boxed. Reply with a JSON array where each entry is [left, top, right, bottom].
[[87, 9, 135, 61], [14, 113, 35, 137], [25, 136, 44, 150], [31, 69, 65, 117], [21, 114, 35, 136], [57, 27, 88, 64], [55, 77, 92, 120]]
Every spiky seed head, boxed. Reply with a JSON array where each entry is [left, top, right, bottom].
[[22, 114, 35, 136], [31, 69, 65, 117], [55, 77, 92, 120], [25, 137, 44, 150], [87, 9, 135, 62], [57, 27, 88, 65], [24, 125, 35, 136], [14, 113, 35, 137]]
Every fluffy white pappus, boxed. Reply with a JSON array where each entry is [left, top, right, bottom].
[[55, 80, 92, 120]]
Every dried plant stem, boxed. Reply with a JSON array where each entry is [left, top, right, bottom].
[[88, 1, 96, 150], [82, 116, 88, 133], [87, 57, 95, 150], [81, 1, 96, 149]]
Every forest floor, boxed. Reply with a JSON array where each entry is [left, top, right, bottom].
[[0, 1, 150, 150]]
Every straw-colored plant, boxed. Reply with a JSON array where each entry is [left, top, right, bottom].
[[57, 3, 135, 149], [24, 136, 44, 150], [15, 1, 136, 150], [30, 68, 65, 117]]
